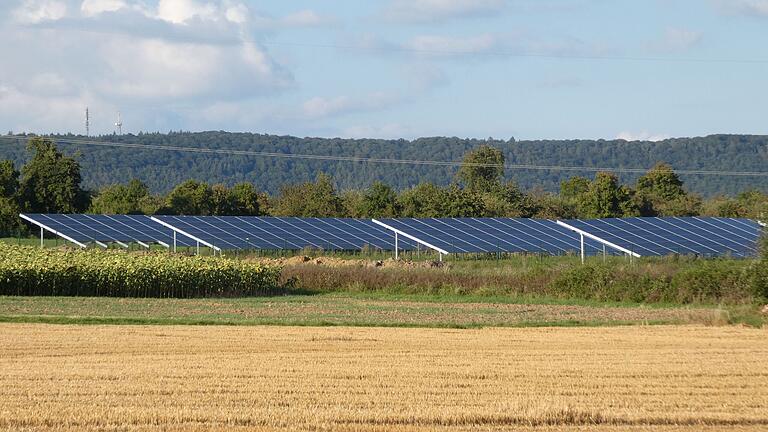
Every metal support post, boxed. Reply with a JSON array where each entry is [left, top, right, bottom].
[[40, 227, 44, 248], [173, 231, 177, 253], [196, 241, 200, 256], [580, 233, 585, 264], [603, 244, 607, 263], [394, 232, 399, 260]]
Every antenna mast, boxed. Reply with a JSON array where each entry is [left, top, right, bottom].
[[85, 107, 90, 137], [115, 111, 123, 135]]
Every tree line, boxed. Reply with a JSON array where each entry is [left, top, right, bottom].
[[0, 138, 766, 236], [1, 132, 766, 197]]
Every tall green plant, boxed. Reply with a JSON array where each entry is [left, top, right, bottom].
[[0, 246, 282, 298]]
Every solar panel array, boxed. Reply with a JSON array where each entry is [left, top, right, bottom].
[[374, 218, 605, 255], [19, 214, 763, 257], [20, 214, 194, 247], [559, 217, 761, 257], [152, 216, 416, 251]]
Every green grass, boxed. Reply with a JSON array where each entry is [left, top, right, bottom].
[[334, 291, 698, 309], [0, 293, 749, 329], [0, 314, 678, 329]]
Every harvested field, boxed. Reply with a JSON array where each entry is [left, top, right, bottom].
[[1, 324, 766, 431]]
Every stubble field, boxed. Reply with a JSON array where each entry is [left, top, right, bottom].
[[1, 323, 767, 431]]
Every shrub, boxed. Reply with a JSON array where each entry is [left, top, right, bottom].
[[549, 259, 758, 304], [0, 246, 283, 298]]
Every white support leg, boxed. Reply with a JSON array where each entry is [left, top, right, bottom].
[[580, 233, 585, 264], [196, 241, 200, 256], [394, 232, 399, 260], [40, 227, 44, 248], [173, 231, 177, 253]]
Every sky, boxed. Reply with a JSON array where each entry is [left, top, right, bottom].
[[1, 0, 768, 141]]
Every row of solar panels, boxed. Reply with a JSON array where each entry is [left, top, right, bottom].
[[19, 214, 765, 258]]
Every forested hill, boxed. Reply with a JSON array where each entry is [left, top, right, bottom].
[[0, 132, 766, 196]]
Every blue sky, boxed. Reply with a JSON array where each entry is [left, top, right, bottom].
[[2, 0, 768, 140]]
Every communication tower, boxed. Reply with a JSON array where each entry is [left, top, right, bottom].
[[85, 107, 90, 137]]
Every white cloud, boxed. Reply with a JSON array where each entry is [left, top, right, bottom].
[[381, 0, 505, 23], [302, 92, 401, 119], [342, 123, 416, 139], [404, 33, 499, 55], [536, 76, 583, 89], [13, 0, 67, 23], [25, 72, 75, 96], [79, 0, 255, 25], [93, 37, 290, 100], [402, 63, 449, 91], [156, 0, 217, 24], [0, 0, 295, 134], [81, 0, 127, 17], [281, 9, 335, 27], [0, 84, 94, 134], [616, 131, 670, 142], [715, 0, 768, 17], [653, 27, 702, 52], [224, 2, 248, 24], [347, 31, 610, 61]]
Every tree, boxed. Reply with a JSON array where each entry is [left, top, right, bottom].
[[210, 183, 237, 216], [635, 162, 700, 216], [734, 190, 768, 220], [580, 172, 638, 218], [456, 145, 504, 192], [0, 160, 19, 198], [482, 181, 536, 217], [701, 196, 741, 218], [530, 192, 577, 219], [0, 197, 22, 237], [358, 181, 400, 217], [656, 194, 702, 217], [443, 185, 486, 217], [90, 179, 159, 215], [340, 190, 365, 218], [0, 160, 22, 236], [560, 176, 590, 200], [636, 163, 686, 200], [19, 137, 89, 213], [163, 180, 212, 215], [228, 182, 262, 216], [272, 173, 343, 217], [397, 183, 448, 218]]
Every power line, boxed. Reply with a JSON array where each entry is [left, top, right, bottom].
[[1, 134, 767, 177]]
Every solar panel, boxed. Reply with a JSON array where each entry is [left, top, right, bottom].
[[373, 218, 605, 255], [557, 217, 762, 257], [151, 216, 416, 251], [19, 214, 194, 248]]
